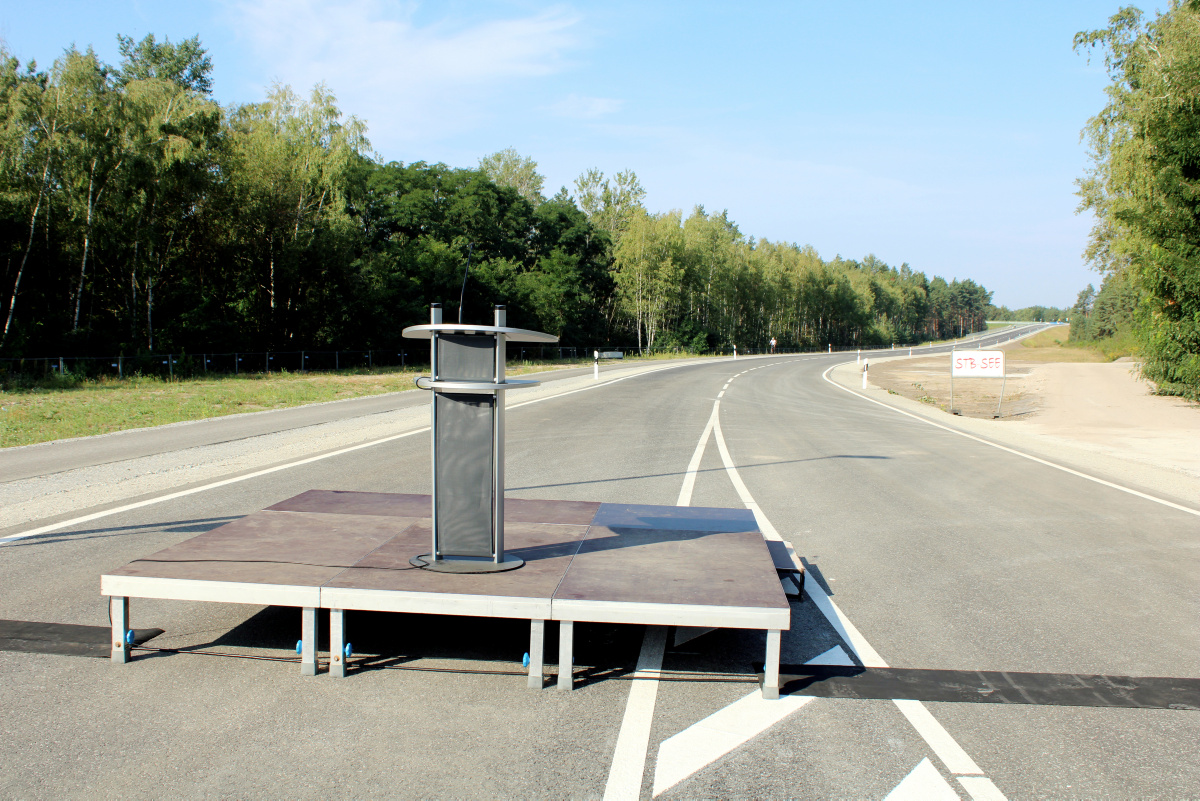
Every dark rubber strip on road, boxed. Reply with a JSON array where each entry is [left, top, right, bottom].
[[761, 664, 1200, 710], [0, 619, 163, 658]]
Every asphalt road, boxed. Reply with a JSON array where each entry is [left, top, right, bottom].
[[6, 324, 1195, 799]]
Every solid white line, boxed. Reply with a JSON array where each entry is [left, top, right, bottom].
[[820, 362, 1200, 518], [0, 427, 429, 546], [604, 389, 730, 800], [893, 700, 983, 775], [1, 359, 720, 547], [799, 569, 888, 669], [676, 405, 717, 507], [603, 626, 668, 801], [708, 376, 1006, 798]]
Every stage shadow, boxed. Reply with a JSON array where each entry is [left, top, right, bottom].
[[5, 516, 240, 549]]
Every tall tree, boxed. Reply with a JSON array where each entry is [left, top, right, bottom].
[[478, 147, 545, 205], [1076, 4, 1200, 398]]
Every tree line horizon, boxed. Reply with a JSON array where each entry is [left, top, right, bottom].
[[1, 34, 1033, 363]]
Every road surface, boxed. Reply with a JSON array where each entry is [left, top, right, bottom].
[[4, 324, 1196, 799]]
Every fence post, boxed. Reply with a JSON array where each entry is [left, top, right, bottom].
[[235, 353, 239, 375], [118, 355, 123, 379], [59, 356, 64, 375], [169, 355, 173, 379], [368, 350, 372, 370], [401, 351, 405, 368], [266, 352, 269, 373]]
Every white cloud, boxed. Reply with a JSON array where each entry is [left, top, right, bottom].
[[226, 0, 581, 150], [548, 93, 623, 119]]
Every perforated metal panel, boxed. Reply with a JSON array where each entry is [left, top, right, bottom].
[[438, 334, 495, 381], [434, 392, 495, 557]]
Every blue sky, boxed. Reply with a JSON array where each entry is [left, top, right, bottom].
[[1, 1, 1139, 308]]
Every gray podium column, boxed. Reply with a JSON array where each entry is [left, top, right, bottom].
[[403, 304, 557, 573]]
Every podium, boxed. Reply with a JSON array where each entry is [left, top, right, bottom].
[[402, 304, 557, 572]]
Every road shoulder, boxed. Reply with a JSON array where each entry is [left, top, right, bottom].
[[829, 358, 1200, 509]]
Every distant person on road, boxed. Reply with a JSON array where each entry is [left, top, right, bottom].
[[770, 337, 776, 353]]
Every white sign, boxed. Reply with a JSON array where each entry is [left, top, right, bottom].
[[952, 350, 1004, 377]]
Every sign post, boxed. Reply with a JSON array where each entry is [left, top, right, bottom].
[[403, 303, 558, 572], [950, 350, 1006, 417]]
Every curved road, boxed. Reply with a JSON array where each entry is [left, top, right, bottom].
[[3, 324, 1196, 799]]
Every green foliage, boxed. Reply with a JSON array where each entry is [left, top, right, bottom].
[[1076, 4, 1200, 398], [0, 33, 1000, 362], [478, 148, 545, 205]]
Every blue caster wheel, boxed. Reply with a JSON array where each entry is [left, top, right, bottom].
[[295, 639, 303, 654], [125, 630, 135, 645], [343, 643, 353, 658], [522, 652, 531, 668]]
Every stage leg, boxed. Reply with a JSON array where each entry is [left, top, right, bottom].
[[301, 607, 318, 676], [528, 619, 545, 689], [110, 596, 129, 664], [330, 609, 345, 678], [763, 629, 781, 700], [557, 620, 574, 691]]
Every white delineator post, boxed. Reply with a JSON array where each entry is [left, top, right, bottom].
[[733, 345, 737, 360], [862, 360, 868, 389], [593, 350, 599, 380], [857, 349, 861, 364]]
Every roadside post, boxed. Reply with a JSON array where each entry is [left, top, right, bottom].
[[862, 360, 868, 389], [593, 350, 599, 380], [733, 345, 737, 359], [950, 349, 1005, 417], [404, 303, 557, 573]]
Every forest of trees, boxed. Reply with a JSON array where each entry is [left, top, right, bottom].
[[1075, 4, 1200, 399], [0, 35, 995, 363]]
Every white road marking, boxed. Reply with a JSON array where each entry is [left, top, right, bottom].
[[893, 700, 983, 775], [675, 403, 718, 507], [604, 390, 728, 800], [957, 776, 1009, 801], [709, 383, 1007, 800], [801, 570, 888, 668], [1, 359, 719, 547], [0, 427, 429, 546], [673, 626, 716, 646], [602, 626, 668, 801], [821, 363, 1200, 518], [885, 758, 960, 801], [805, 644, 855, 666], [652, 689, 815, 797]]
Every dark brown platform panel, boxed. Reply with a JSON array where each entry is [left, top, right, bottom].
[[108, 510, 415, 586], [265, 490, 601, 527], [324, 519, 589, 598], [553, 503, 789, 611]]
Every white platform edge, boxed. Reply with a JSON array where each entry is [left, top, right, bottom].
[[101, 574, 321, 607], [551, 598, 790, 630], [319, 586, 552, 618]]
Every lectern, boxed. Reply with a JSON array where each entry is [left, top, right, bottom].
[[402, 304, 557, 572]]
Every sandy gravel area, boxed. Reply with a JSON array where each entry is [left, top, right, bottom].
[[836, 352, 1200, 508]]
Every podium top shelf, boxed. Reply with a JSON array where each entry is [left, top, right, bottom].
[[401, 324, 559, 343]]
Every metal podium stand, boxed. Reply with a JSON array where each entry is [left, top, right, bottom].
[[403, 304, 558, 573]]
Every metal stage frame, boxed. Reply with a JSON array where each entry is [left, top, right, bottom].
[[101, 490, 795, 698]]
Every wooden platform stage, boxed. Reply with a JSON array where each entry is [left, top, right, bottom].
[[101, 490, 797, 698]]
